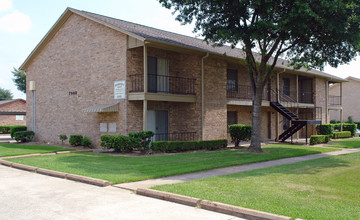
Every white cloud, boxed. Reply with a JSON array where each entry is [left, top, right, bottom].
[[0, 10, 31, 33], [0, 0, 12, 12]]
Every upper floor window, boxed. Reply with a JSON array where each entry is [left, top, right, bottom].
[[227, 69, 238, 91], [227, 111, 238, 127], [282, 78, 290, 96]]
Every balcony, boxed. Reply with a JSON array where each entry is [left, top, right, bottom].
[[128, 74, 196, 102], [129, 74, 196, 95], [329, 95, 341, 106], [226, 85, 271, 100]]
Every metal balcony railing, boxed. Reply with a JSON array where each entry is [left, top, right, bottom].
[[329, 95, 341, 105], [226, 85, 271, 100], [129, 74, 196, 95], [152, 132, 197, 142]]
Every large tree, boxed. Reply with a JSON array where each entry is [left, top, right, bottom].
[[159, 0, 360, 152], [0, 87, 13, 100], [12, 67, 26, 94]]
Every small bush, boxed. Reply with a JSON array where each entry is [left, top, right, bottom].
[[13, 131, 35, 143], [333, 123, 357, 136], [151, 139, 227, 153], [69, 135, 83, 146], [228, 124, 252, 147], [129, 131, 154, 151], [347, 116, 353, 123], [81, 136, 92, 148], [10, 126, 27, 138], [333, 131, 351, 139], [316, 124, 334, 136], [100, 135, 136, 152], [0, 125, 15, 134], [310, 135, 329, 145], [59, 134, 67, 144]]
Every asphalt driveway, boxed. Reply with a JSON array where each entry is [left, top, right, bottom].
[[0, 165, 240, 220]]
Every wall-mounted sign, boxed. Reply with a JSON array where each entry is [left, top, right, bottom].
[[114, 80, 126, 99]]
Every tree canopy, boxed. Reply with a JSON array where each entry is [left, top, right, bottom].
[[159, 0, 360, 152], [0, 87, 13, 100], [12, 67, 26, 94]]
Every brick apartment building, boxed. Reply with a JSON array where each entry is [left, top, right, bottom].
[[0, 99, 26, 126], [20, 8, 345, 146]]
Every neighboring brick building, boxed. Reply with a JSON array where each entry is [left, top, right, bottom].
[[0, 99, 26, 126], [20, 8, 345, 146], [329, 76, 359, 122]]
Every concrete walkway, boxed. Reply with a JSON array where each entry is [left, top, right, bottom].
[[115, 148, 360, 190], [0, 134, 15, 143], [0, 165, 241, 220]]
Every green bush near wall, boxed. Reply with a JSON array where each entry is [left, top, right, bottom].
[[228, 124, 252, 147], [0, 126, 17, 134], [69, 135, 83, 146], [333, 123, 357, 136], [333, 131, 352, 139], [151, 139, 227, 153], [316, 124, 334, 136], [310, 135, 330, 145], [13, 131, 35, 143], [10, 126, 27, 138]]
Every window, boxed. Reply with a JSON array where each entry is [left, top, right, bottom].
[[16, 115, 24, 121], [282, 78, 290, 96], [227, 69, 238, 91], [147, 56, 169, 93], [227, 111, 238, 126]]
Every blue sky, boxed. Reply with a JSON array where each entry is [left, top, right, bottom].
[[1, 0, 359, 99]]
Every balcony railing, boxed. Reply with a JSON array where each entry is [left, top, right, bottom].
[[129, 74, 196, 95], [152, 132, 197, 142], [227, 85, 271, 100], [329, 95, 341, 105]]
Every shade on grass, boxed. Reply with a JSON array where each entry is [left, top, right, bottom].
[[328, 137, 360, 148], [0, 143, 74, 157], [7, 144, 336, 184], [154, 152, 360, 220]]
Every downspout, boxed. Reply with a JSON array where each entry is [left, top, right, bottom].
[[201, 52, 209, 140]]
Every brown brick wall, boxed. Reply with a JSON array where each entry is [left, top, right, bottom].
[[26, 14, 128, 145], [0, 100, 26, 126], [0, 115, 26, 126]]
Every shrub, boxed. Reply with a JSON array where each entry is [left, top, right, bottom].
[[10, 126, 27, 138], [81, 136, 92, 148], [347, 116, 353, 123], [151, 139, 227, 153], [330, 120, 340, 124], [129, 131, 155, 151], [69, 135, 83, 146], [0, 125, 15, 134], [100, 135, 136, 152], [355, 122, 360, 131], [59, 134, 67, 144], [333, 131, 351, 139], [228, 124, 252, 147], [333, 123, 357, 136], [316, 124, 334, 136], [310, 135, 329, 145], [13, 131, 35, 143]]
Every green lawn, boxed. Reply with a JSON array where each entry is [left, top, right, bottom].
[[7, 144, 337, 184], [0, 143, 74, 157], [328, 137, 360, 148], [153, 152, 360, 220]]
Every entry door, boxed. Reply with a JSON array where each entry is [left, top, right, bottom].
[[147, 56, 169, 93], [147, 110, 169, 141]]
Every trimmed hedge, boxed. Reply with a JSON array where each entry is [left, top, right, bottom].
[[316, 124, 334, 136], [151, 139, 228, 153], [333, 123, 357, 136], [13, 131, 35, 143], [333, 131, 351, 139], [310, 135, 330, 145], [81, 136, 92, 148], [228, 124, 252, 147], [100, 135, 138, 152], [0, 125, 17, 134], [10, 126, 27, 138], [69, 135, 83, 146]]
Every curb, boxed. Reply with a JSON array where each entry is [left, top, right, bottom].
[[136, 188, 292, 220], [0, 159, 110, 187]]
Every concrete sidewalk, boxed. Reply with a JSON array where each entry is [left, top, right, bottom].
[[114, 148, 360, 190], [0, 134, 15, 143]]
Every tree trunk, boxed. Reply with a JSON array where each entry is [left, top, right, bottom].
[[247, 85, 264, 153]]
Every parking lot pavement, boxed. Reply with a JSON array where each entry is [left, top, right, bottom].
[[0, 165, 241, 220]]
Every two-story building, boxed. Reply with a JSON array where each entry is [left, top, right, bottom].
[[20, 8, 345, 146]]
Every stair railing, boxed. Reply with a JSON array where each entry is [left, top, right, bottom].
[[269, 88, 299, 119]]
